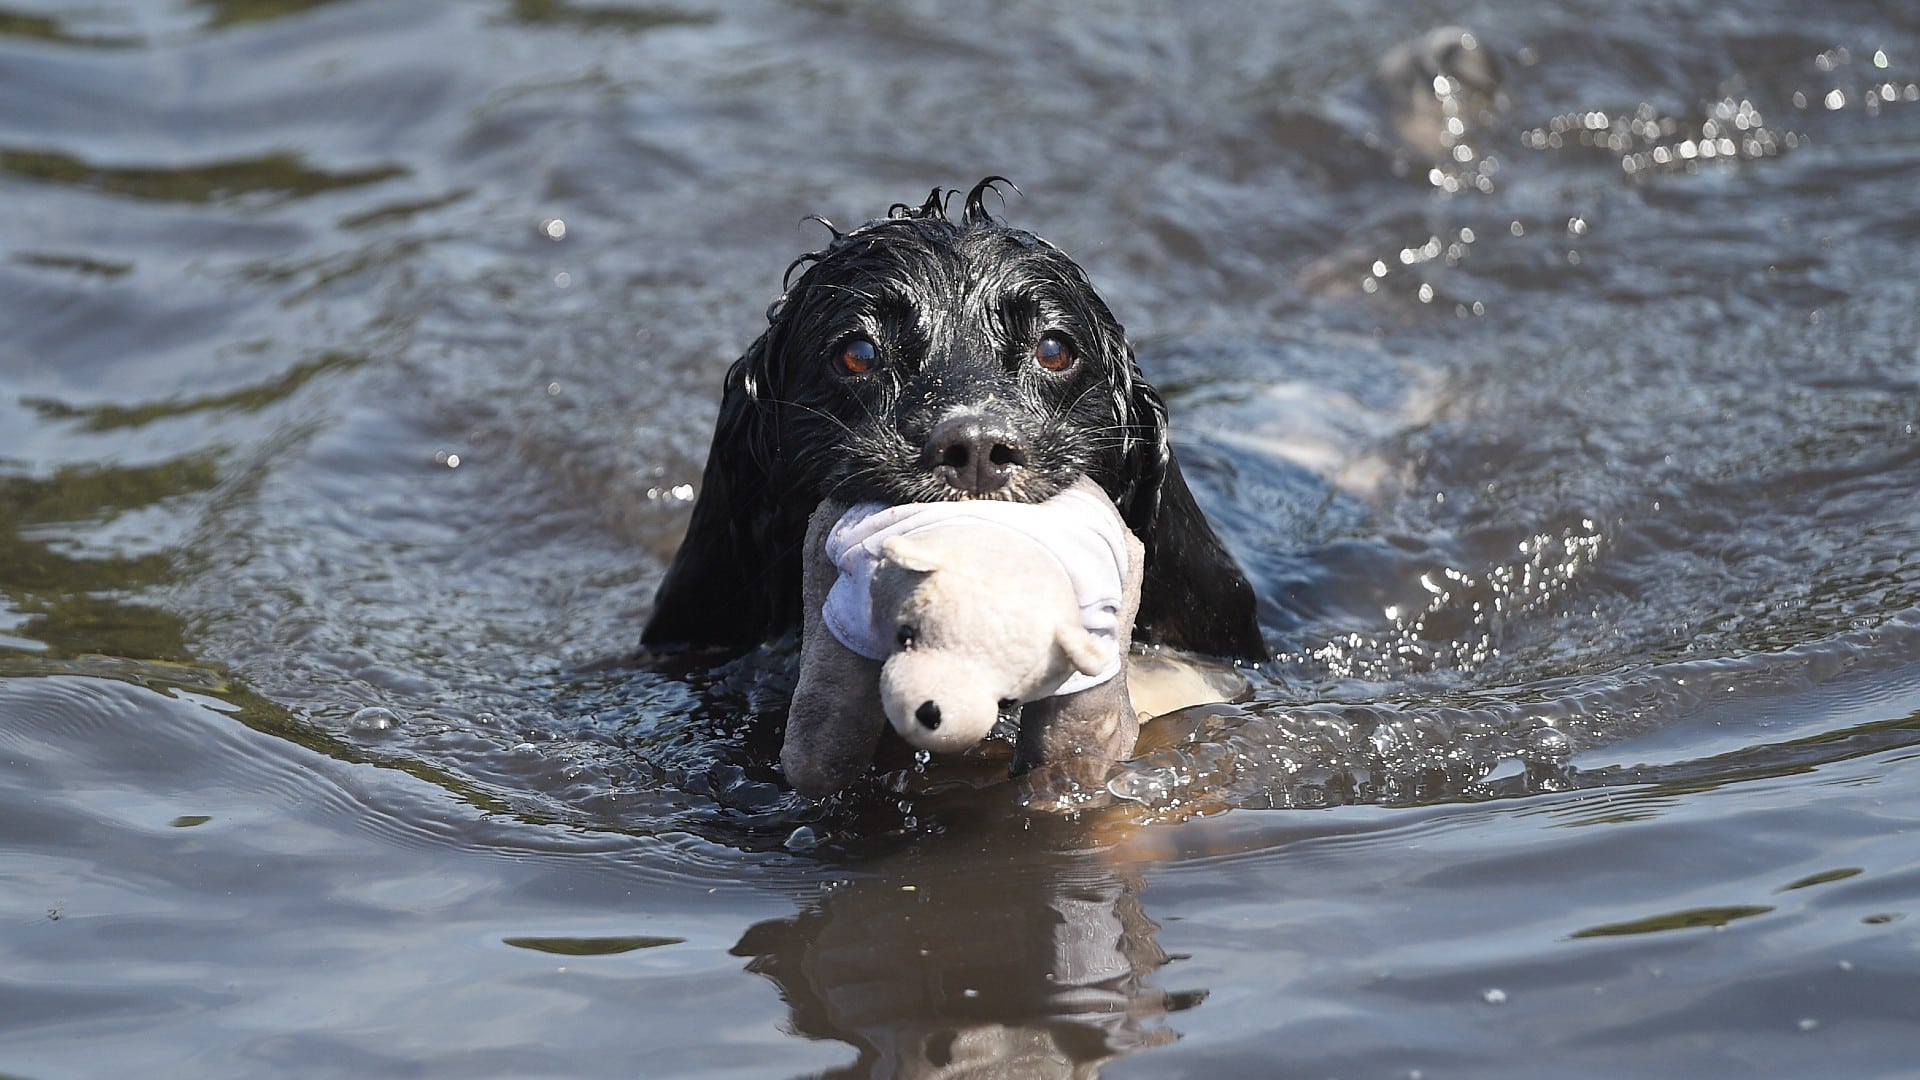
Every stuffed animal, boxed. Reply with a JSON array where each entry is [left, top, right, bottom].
[[781, 476, 1146, 801]]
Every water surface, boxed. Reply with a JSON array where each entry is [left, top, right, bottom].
[[4, 1, 1919, 1075]]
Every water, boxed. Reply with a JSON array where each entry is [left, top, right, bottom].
[[4, 1, 1919, 1075]]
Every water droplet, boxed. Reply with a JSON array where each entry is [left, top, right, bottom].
[[1797, 1017, 1820, 1032], [1482, 988, 1508, 1005], [540, 217, 567, 240]]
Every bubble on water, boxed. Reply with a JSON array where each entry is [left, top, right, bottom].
[[783, 825, 820, 851], [347, 706, 400, 732], [1108, 765, 1179, 805], [1526, 726, 1573, 758], [1797, 1017, 1820, 1032], [1482, 988, 1508, 1005], [539, 217, 567, 240]]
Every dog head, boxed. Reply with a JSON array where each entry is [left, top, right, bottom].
[[642, 181, 1263, 663], [738, 178, 1168, 516]]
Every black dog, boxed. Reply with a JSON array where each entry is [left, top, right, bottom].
[[643, 180, 1263, 670]]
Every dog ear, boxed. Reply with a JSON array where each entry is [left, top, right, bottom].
[[641, 330, 806, 652], [1115, 369, 1268, 663]]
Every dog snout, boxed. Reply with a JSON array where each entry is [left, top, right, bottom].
[[923, 412, 1029, 496]]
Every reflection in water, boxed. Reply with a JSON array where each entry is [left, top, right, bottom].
[[734, 827, 1196, 1079], [0, 457, 216, 661], [0, 147, 404, 205], [189, 0, 353, 30], [506, 0, 716, 33], [22, 351, 364, 433], [503, 934, 685, 956]]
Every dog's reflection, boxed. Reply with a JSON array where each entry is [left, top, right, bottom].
[[732, 837, 1200, 1078]]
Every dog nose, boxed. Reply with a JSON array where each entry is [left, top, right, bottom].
[[915, 700, 942, 730], [924, 413, 1028, 495]]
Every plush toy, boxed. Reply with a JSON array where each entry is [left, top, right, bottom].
[[781, 477, 1146, 801]]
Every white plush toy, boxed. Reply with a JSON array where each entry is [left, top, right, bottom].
[[781, 477, 1146, 800]]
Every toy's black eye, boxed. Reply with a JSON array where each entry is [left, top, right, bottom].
[[1033, 334, 1076, 373], [997, 697, 1019, 713], [896, 624, 917, 648], [837, 337, 878, 376]]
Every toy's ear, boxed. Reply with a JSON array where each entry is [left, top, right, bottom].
[[1056, 623, 1110, 677], [879, 533, 943, 574]]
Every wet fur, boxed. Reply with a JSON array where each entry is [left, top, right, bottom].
[[643, 180, 1264, 663]]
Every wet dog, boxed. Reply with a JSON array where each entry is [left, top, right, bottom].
[[643, 179, 1263, 670]]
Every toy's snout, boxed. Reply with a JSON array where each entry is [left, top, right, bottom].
[[913, 700, 943, 731], [880, 654, 1005, 753]]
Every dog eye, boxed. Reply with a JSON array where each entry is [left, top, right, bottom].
[[895, 623, 917, 648], [1033, 334, 1076, 373], [836, 337, 878, 376]]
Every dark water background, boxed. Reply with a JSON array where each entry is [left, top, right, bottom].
[[5, 1, 1920, 1076]]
